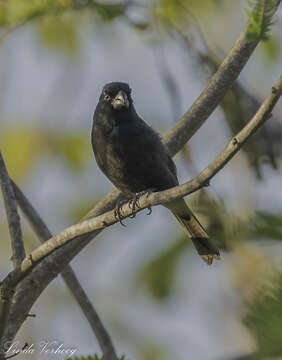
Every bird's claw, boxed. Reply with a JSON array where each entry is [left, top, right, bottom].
[[114, 199, 127, 226], [115, 189, 154, 225], [130, 189, 154, 216], [128, 194, 141, 213]]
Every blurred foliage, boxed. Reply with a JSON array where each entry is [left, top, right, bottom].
[[253, 211, 282, 240], [136, 343, 167, 360], [246, 0, 279, 41], [152, 0, 217, 27], [232, 243, 272, 304], [196, 192, 252, 250], [137, 236, 188, 300], [137, 190, 251, 301], [48, 132, 90, 171], [0, 0, 60, 26], [244, 271, 282, 359], [138, 191, 282, 301], [0, 127, 90, 180], [260, 35, 280, 63], [37, 12, 81, 55], [0, 0, 127, 27], [87, 2, 126, 22], [66, 199, 98, 221], [0, 127, 43, 181]]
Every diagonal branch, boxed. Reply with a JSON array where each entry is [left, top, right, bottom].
[[164, 26, 258, 154], [1, 77, 281, 300], [0, 153, 25, 345], [11, 183, 118, 360], [0, 153, 25, 267]]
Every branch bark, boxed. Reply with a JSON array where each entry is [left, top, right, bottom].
[[11, 182, 118, 360], [0, 3, 280, 349]]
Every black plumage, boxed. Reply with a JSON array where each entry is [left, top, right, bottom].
[[92, 82, 220, 264]]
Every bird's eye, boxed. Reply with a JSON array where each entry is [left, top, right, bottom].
[[104, 94, 111, 101]]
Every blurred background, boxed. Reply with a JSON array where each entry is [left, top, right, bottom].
[[0, 1, 282, 359]]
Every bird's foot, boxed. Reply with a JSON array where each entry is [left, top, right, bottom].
[[114, 189, 155, 225], [129, 188, 155, 216]]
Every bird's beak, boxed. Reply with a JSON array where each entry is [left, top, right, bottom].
[[112, 90, 129, 110]]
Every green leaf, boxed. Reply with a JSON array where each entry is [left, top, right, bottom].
[[246, 0, 279, 41]]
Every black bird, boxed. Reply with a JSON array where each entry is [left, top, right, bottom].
[[92, 82, 220, 264]]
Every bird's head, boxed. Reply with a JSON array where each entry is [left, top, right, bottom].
[[100, 82, 132, 112]]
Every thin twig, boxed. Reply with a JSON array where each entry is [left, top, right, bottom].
[[11, 183, 118, 360]]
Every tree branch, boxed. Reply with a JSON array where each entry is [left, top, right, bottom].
[[164, 23, 266, 155], [0, 153, 25, 346], [10, 183, 118, 360], [0, 154, 25, 267]]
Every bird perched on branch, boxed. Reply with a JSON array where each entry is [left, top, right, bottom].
[[92, 82, 220, 264]]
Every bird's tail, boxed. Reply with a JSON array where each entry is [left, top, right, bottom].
[[167, 199, 220, 265]]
